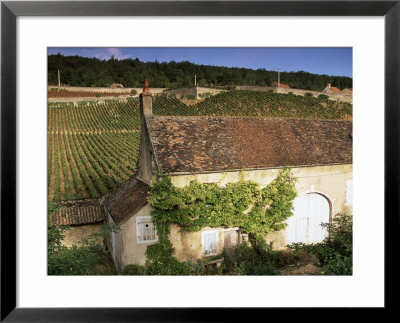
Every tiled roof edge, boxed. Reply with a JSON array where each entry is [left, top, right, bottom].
[[161, 162, 353, 176], [144, 115, 161, 174]]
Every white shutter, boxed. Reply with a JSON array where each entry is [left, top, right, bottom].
[[287, 193, 330, 244], [136, 216, 157, 243], [346, 179, 353, 206], [202, 231, 217, 255]]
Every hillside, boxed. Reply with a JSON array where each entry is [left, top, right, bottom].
[[48, 91, 352, 201], [48, 54, 353, 91]]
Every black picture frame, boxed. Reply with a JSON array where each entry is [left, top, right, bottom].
[[1, 1, 398, 321]]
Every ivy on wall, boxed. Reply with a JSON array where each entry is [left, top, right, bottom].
[[148, 168, 297, 239], [139, 168, 297, 274]]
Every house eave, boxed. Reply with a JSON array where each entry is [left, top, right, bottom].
[[159, 162, 353, 177]]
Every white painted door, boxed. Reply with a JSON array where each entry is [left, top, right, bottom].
[[287, 193, 329, 244]]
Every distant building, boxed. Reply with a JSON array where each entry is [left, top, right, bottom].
[[110, 83, 124, 88], [323, 83, 342, 94], [271, 82, 290, 88]]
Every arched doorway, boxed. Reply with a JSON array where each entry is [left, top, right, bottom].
[[287, 193, 330, 244]]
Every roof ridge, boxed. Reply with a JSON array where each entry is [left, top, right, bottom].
[[152, 115, 352, 123]]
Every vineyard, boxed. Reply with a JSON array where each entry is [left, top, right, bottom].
[[186, 91, 353, 119], [48, 91, 352, 202]]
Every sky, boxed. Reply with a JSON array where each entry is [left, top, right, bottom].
[[48, 47, 353, 77]]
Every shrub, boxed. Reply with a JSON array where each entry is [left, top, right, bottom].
[[318, 94, 329, 100], [225, 241, 290, 275], [305, 92, 313, 97], [121, 264, 147, 275], [199, 92, 212, 99], [289, 213, 352, 275], [48, 202, 120, 275], [48, 244, 107, 275], [238, 263, 278, 275], [182, 94, 196, 100], [321, 254, 352, 275], [130, 89, 138, 96]]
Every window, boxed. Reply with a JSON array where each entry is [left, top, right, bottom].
[[202, 230, 218, 255], [346, 179, 353, 206], [136, 216, 158, 243]]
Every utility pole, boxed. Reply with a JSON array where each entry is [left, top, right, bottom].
[[277, 68, 280, 87], [58, 69, 61, 88], [194, 74, 197, 87]]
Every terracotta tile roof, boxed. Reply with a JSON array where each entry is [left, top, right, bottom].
[[50, 199, 105, 226], [272, 82, 290, 88], [146, 116, 352, 173], [329, 86, 342, 94], [102, 176, 150, 225]]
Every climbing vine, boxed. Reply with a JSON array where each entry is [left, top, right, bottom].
[[148, 168, 297, 238], [138, 169, 297, 274]]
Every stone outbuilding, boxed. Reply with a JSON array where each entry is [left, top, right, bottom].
[[323, 83, 342, 94], [50, 199, 106, 247], [102, 80, 353, 272]]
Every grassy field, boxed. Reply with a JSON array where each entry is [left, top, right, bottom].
[[48, 91, 352, 202]]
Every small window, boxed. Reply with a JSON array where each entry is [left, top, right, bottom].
[[202, 231, 218, 255], [136, 216, 158, 243], [346, 179, 353, 206]]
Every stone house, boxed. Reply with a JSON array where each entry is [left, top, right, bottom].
[[323, 83, 342, 94], [102, 80, 353, 272]]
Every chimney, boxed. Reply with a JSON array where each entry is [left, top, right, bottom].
[[140, 79, 152, 116], [328, 83, 331, 88]]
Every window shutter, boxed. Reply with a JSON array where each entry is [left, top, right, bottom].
[[136, 216, 157, 243], [202, 231, 217, 255]]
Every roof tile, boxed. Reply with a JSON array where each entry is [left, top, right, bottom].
[[147, 116, 352, 173], [103, 176, 150, 225]]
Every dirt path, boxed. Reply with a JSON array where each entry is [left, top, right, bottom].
[[280, 256, 322, 275]]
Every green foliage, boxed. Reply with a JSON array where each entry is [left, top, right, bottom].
[[225, 238, 303, 275], [48, 54, 352, 90], [318, 94, 329, 100], [48, 202, 120, 275], [121, 169, 296, 275], [289, 213, 352, 275], [121, 264, 147, 275], [182, 94, 196, 100], [136, 169, 296, 275], [47, 202, 69, 254], [226, 241, 280, 275], [321, 254, 352, 275], [198, 92, 212, 99], [305, 92, 313, 97], [149, 168, 297, 237], [183, 91, 352, 120], [48, 244, 107, 275]]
